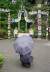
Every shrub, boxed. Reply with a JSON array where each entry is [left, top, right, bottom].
[[0, 53, 4, 67], [0, 29, 8, 38]]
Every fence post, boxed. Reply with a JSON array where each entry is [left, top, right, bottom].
[[37, 10, 41, 39], [8, 12, 11, 39]]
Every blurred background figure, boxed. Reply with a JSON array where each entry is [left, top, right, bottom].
[[29, 25, 33, 38], [13, 27, 18, 38]]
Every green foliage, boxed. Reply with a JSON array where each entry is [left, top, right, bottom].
[[0, 29, 8, 38], [36, 0, 43, 4], [48, 14, 50, 26], [0, 53, 4, 66], [0, 0, 50, 39], [20, 20, 26, 32], [41, 24, 46, 38]]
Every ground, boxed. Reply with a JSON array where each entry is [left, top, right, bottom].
[[0, 39, 50, 72]]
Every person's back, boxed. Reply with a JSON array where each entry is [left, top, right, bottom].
[[14, 35, 33, 67]]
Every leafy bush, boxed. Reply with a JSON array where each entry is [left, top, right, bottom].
[[20, 20, 26, 32], [0, 29, 8, 38], [0, 53, 4, 66]]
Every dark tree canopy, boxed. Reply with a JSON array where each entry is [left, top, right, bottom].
[[28, 0, 36, 4]]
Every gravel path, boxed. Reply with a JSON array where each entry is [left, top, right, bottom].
[[0, 39, 50, 72]]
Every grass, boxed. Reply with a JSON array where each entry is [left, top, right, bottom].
[[0, 53, 4, 67]]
